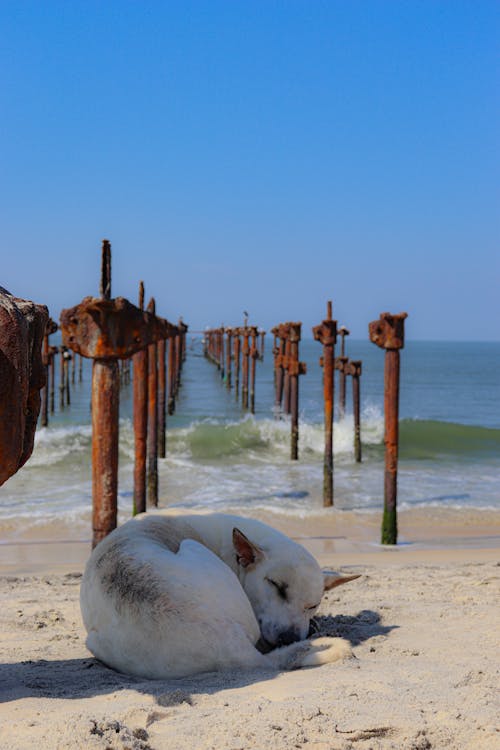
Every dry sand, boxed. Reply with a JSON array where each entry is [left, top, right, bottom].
[[1, 510, 499, 750]]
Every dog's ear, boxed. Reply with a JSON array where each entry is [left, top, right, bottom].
[[233, 528, 264, 568], [323, 571, 361, 591]]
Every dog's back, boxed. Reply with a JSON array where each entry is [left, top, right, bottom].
[[81, 518, 262, 678], [81, 512, 353, 679]]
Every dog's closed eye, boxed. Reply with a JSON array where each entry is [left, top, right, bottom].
[[266, 577, 288, 601], [306, 603, 320, 612]]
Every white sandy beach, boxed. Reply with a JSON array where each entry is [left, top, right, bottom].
[[1, 509, 499, 750]]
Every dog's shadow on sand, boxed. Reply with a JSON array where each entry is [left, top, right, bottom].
[[0, 609, 396, 704], [310, 608, 398, 645]]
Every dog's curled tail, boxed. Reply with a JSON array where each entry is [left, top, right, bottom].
[[265, 636, 352, 671]]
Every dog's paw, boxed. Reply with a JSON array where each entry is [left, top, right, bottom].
[[299, 637, 352, 667]]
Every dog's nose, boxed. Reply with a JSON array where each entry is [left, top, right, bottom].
[[276, 628, 301, 647]]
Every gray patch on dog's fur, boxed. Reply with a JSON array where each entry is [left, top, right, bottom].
[[96, 539, 169, 616]]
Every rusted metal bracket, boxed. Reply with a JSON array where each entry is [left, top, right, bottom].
[[60, 296, 169, 360]]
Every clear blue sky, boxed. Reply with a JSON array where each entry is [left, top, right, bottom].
[[1, 1, 499, 340]]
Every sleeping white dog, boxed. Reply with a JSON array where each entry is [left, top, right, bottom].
[[80, 512, 359, 679]]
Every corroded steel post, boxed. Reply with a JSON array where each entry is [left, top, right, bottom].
[[369, 312, 407, 545], [41, 320, 56, 425], [271, 327, 279, 390], [79, 353, 83, 382], [64, 350, 71, 405], [335, 355, 348, 419], [348, 360, 362, 463], [41, 329, 49, 427], [337, 327, 350, 419], [259, 329, 265, 360], [92, 358, 120, 545], [225, 328, 233, 389], [313, 301, 337, 506], [219, 327, 225, 379], [59, 348, 65, 409], [133, 281, 148, 516], [60, 240, 170, 547], [283, 332, 291, 414], [273, 326, 287, 412], [241, 326, 250, 409], [288, 322, 306, 460], [233, 330, 241, 398], [168, 325, 177, 415], [249, 326, 258, 414], [49, 346, 57, 413], [147, 298, 158, 507], [157, 337, 166, 458]]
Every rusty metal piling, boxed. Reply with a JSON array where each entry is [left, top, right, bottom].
[[337, 327, 350, 419], [225, 328, 233, 388], [60, 239, 169, 547], [157, 337, 167, 459], [147, 298, 158, 507], [348, 360, 362, 463], [241, 327, 250, 409], [273, 325, 287, 413], [369, 312, 408, 545], [233, 330, 241, 398], [133, 281, 148, 516], [64, 350, 71, 405], [249, 326, 258, 413], [283, 333, 291, 414], [312, 301, 337, 506], [288, 322, 306, 460], [259, 329, 265, 360], [41, 327, 49, 427], [59, 348, 65, 409], [49, 346, 57, 413], [168, 325, 177, 415]]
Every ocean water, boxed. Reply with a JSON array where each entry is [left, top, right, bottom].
[[0, 337, 499, 540]]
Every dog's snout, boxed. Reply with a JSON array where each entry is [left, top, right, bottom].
[[276, 628, 301, 647]]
